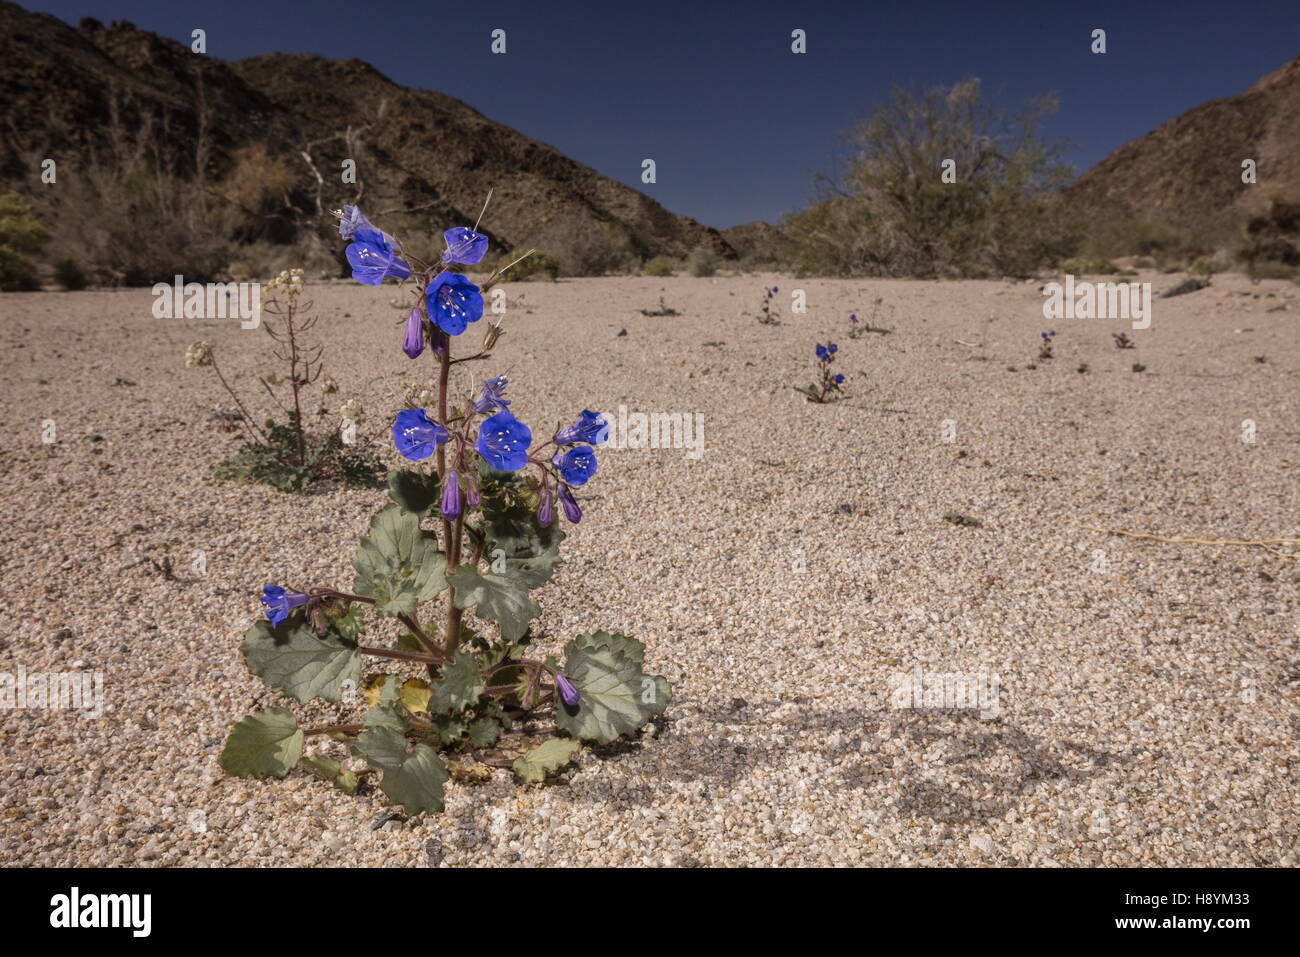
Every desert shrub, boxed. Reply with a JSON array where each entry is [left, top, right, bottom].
[[0, 192, 48, 291], [686, 245, 719, 277], [52, 259, 89, 290], [506, 250, 561, 281], [644, 255, 676, 277], [787, 79, 1076, 278], [535, 221, 635, 276], [1081, 217, 1186, 260], [1237, 198, 1300, 276]]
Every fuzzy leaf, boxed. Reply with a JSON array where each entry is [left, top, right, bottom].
[[353, 724, 409, 772], [512, 738, 581, 784], [467, 716, 503, 748], [352, 505, 448, 615], [380, 743, 449, 815], [447, 565, 540, 642], [387, 469, 441, 514], [220, 709, 303, 778], [242, 616, 361, 704], [429, 650, 486, 714], [570, 630, 645, 665], [303, 755, 359, 794], [555, 637, 670, 744]]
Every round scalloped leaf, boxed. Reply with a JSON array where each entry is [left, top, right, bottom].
[[512, 737, 581, 784], [387, 469, 441, 514], [447, 566, 540, 642], [555, 643, 670, 744], [242, 616, 361, 704], [380, 743, 449, 815], [220, 709, 303, 779], [352, 505, 448, 616]]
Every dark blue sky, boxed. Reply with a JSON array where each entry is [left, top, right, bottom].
[[28, 0, 1300, 228]]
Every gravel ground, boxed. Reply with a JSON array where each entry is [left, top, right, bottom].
[[1, 271, 1297, 867]]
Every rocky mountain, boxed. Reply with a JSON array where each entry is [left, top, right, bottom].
[[0, 1, 730, 270], [1064, 56, 1300, 241]]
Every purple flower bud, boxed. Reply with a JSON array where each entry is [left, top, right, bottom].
[[441, 470, 462, 520], [554, 674, 580, 707], [260, 585, 309, 627], [402, 307, 424, 359], [538, 485, 554, 527], [558, 484, 581, 524], [465, 479, 481, 508]]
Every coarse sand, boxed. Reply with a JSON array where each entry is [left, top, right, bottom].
[[0, 272, 1296, 866]]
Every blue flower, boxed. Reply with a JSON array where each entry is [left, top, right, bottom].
[[425, 271, 484, 335], [816, 343, 838, 363], [558, 485, 582, 524], [1041, 330, 1057, 341], [472, 375, 511, 414], [402, 307, 425, 359], [338, 205, 375, 241], [554, 410, 609, 446], [833, 373, 845, 385], [850, 313, 858, 323], [554, 674, 580, 707], [476, 410, 532, 472], [441, 470, 462, 520], [537, 485, 554, 527], [392, 408, 448, 461], [441, 227, 489, 266], [261, 584, 308, 627], [554, 446, 597, 486], [347, 228, 411, 285]]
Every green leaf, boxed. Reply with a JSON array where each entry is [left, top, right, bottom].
[[220, 709, 303, 778], [481, 498, 565, 589], [242, 616, 361, 704], [353, 724, 409, 772], [512, 738, 581, 784], [447, 565, 540, 642], [429, 650, 486, 714], [467, 716, 502, 748], [303, 755, 359, 794], [570, 630, 645, 665], [380, 743, 448, 815], [555, 637, 671, 744], [387, 469, 440, 514], [352, 505, 449, 616]]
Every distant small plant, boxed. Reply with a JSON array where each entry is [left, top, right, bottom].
[[638, 296, 680, 317], [757, 285, 781, 325], [644, 255, 676, 277], [1076, 362, 1089, 374], [0, 191, 48, 292], [53, 258, 88, 291], [188, 269, 384, 493], [686, 245, 719, 277], [794, 343, 847, 402], [1038, 330, 1057, 360], [1132, 362, 1146, 373], [1112, 331, 1135, 349], [848, 296, 893, 338]]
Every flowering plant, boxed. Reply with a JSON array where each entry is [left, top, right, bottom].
[[1038, 329, 1057, 360], [189, 270, 384, 493], [794, 342, 848, 403], [1112, 331, 1135, 349], [220, 208, 671, 814]]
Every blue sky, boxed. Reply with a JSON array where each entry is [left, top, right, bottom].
[[26, 0, 1300, 228]]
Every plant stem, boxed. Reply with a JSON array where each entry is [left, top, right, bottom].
[[286, 302, 307, 467], [209, 355, 268, 445], [358, 645, 445, 664]]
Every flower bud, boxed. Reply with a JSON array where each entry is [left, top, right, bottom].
[[558, 485, 581, 524], [441, 470, 462, 520], [554, 674, 580, 707], [402, 307, 425, 359]]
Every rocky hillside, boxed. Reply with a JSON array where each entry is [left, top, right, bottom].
[[1065, 56, 1300, 241], [0, 1, 730, 267]]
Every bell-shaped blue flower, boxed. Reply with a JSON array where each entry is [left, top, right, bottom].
[[392, 408, 449, 461], [425, 270, 483, 336], [261, 584, 308, 627], [554, 446, 597, 486], [476, 410, 532, 472], [441, 470, 462, 520], [347, 228, 411, 285], [554, 674, 580, 707], [402, 307, 425, 359], [554, 410, 609, 447], [472, 375, 511, 414], [558, 485, 581, 524], [338, 205, 375, 241], [441, 226, 489, 266]]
